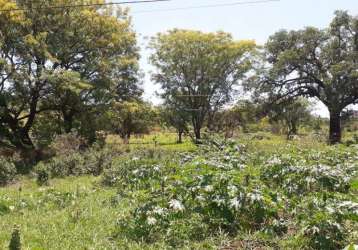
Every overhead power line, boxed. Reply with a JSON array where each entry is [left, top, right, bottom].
[[132, 0, 280, 14], [0, 0, 170, 12]]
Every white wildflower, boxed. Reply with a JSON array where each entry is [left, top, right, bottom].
[[268, 157, 281, 165], [169, 199, 185, 211], [213, 196, 225, 206], [305, 176, 316, 183], [196, 195, 205, 202], [311, 226, 320, 234], [228, 185, 238, 196], [153, 206, 166, 216], [326, 206, 335, 214], [229, 197, 241, 210], [204, 185, 214, 192], [146, 216, 157, 225], [249, 192, 262, 203]]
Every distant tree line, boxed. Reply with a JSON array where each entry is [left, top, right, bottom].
[[0, 0, 357, 162]]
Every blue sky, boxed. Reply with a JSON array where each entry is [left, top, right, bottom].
[[125, 0, 358, 116]]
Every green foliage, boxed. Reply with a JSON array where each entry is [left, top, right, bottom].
[[301, 210, 346, 249], [34, 162, 50, 186], [8, 226, 21, 250], [261, 149, 356, 196], [0, 0, 141, 150], [159, 105, 190, 143], [103, 138, 358, 247], [34, 145, 117, 184], [267, 98, 313, 137], [48, 153, 86, 178], [252, 11, 358, 144], [209, 100, 262, 134], [150, 29, 256, 140], [106, 101, 157, 142], [0, 158, 16, 186], [81, 147, 116, 176], [1, 134, 357, 249], [49, 132, 87, 157]]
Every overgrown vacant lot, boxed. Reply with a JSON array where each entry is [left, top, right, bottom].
[[1, 134, 357, 249]]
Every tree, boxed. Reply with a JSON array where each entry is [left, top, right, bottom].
[[160, 106, 189, 143], [0, 0, 140, 152], [106, 101, 156, 143], [251, 11, 358, 144], [208, 100, 261, 135], [150, 30, 256, 141], [267, 98, 312, 138]]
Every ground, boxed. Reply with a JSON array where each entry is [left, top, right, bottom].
[[0, 133, 357, 249]]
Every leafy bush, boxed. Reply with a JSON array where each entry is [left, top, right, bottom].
[[0, 158, 17, 186], [293, 195, 357, 250], [34, 162, 50, 186], [81, 147, 115, 176], [110, 142, 282, 245], [302, 212, 346, 250], [49, 153, 85, 177], [116, 169, 281, 244], [261, 149, 357, 196], [49, 132, 87, 156], [108, 139, 358, 247], [102, 158, 165, 188], [8, 226, 21, 250], [34, 146, 118, 184]]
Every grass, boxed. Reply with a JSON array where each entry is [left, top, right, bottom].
[[0, 176, 119, 249], [0, 175, 225, 249], [0, 133, 200, 249], [0, 132, 357, 249], [106, 132, 197, 152]]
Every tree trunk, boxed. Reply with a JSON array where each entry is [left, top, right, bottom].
[[63, 113, 74, 133], [194, 126, 201, 141], [207, 113, 215, 131], [177, 129, 183, 144], [291, 121, 297, 135], [329, 111, 342, 144]]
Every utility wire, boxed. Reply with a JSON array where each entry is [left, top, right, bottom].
[[132, 0, 280, 14], [0, 0, 170, 12], [0, 0, 280, 13]]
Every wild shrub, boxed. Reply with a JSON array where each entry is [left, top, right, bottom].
[[102, 158, 166, 188], [81, 147, 115, 176], [0, 158, 17, 186], [111, 139, 358, 247], [114, 159, 281, 244], [261, 149, 357, 196], [34, 162, 50, 186], [49, 132, 87, 156], [294, 195, 357, 250], [41, 189, 82, 209], [302, 212, 347, 250], [34, 146, 120, 184], [8, 226, 21, 250], [49, 153, 85, 177]]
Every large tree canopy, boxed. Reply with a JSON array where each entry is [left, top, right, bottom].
[[0, 0, 141, 151], [150, 29, 256, 141], [159, 105, 190, 143], [252, 11, 358, 144], [106, 100, 156, 143], [267, 98, 312, 138]]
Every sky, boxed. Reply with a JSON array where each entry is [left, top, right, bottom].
[[123, 0, 358, 117]]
